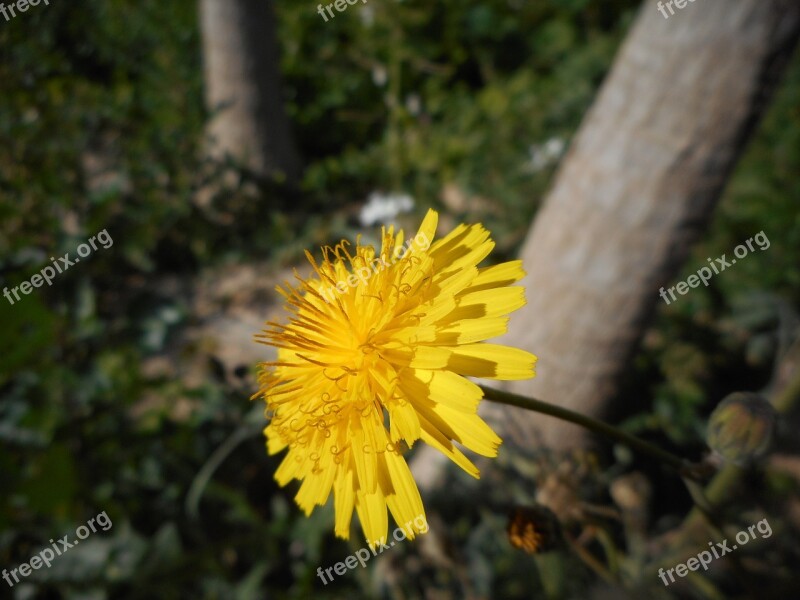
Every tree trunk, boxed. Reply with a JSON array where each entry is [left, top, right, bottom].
[[484, 0, 800, 451], [199, 0, 301, 182]]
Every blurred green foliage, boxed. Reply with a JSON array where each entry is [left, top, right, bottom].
[[280, 0, 640, 251], [1, 0, 798, 598]]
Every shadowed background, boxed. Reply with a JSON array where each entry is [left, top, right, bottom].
[[1, 0, 800, 598]]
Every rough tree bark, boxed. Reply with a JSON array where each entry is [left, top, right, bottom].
[[199, 0, 301, 182], [409, 0, 800, 492], [484, 0, 800, 451]]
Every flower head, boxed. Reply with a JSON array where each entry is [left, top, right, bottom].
[[707, 392, 777, 465], [254, 209, 536, 545]]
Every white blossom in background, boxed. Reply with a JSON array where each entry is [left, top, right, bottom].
[[358, 4, 375, 26], [371, 65, 388, 87], [405, 94, 422, 116], [359, 192, 415, 226], [527, 137, 566, 172]]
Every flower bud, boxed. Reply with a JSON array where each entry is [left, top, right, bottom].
[[707, 392, 777, 465], [506, 505, 561, 554]]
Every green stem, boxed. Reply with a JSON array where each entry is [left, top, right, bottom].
[[480, 385, 695, 477]]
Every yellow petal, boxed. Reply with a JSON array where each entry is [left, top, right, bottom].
[[334, 465, 355, 539], [449, 344, 537, 380], [461, 260, 526, 294], [382, 451, 425, 538], [415, 209, 439, 248], [430, 404, 502, 457], [418, 417, 480, 478], [356, 489, 388, 546], [436, 317, 510, 345]]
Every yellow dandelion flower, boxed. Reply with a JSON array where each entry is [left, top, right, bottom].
[[253, 209, 536, 545]]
